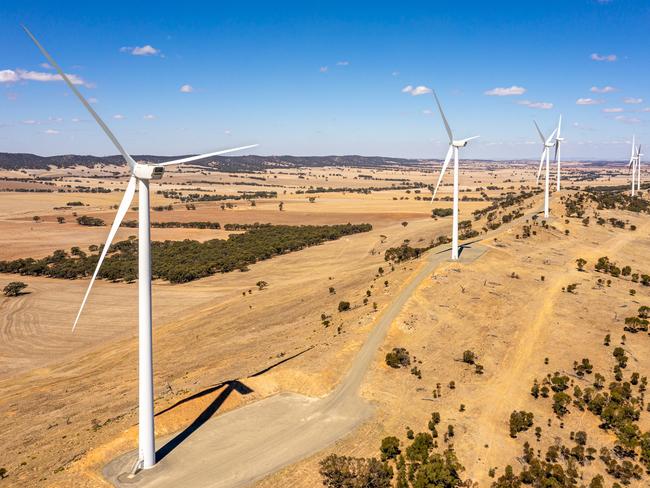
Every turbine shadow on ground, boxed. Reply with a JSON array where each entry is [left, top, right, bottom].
[[154, 346, 315, 462]]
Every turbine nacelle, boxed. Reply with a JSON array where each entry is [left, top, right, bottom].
[[133, 163, 164, 180]]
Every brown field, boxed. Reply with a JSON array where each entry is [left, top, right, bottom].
[[1, 159, 648, 487]]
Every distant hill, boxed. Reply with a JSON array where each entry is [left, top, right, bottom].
[[0, 152, 627, 172], [0, 152, 432, 172]]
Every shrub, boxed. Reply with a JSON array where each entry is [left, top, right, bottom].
[[3, 281, 27, 297], [319, 454, 392, 488], [509, 411, 534, 438], [338, 301, 351, 312], [380, 436, 401, 461], [385, 348, 410, 368]]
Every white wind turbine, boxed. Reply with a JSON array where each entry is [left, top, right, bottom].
[[430, 91, 479, 261], [553, 115, 564, 192], [23, 26, 257, 471], [534, 121, 557, 218], [629, 136, 642, 195]]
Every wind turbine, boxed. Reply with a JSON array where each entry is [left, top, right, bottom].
[[553, 115, 564, 192], [430, 91, 479, 261], [629, 136, 641, 195], [23, 26, 257, 471], [534, 121, 557, 218]]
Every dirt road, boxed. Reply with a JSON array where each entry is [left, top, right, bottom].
[[104, 242, 485, 487]]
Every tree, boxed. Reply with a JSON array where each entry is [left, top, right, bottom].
[[0, 467, 6, 479], [509, 411, 534, 438], [380, 436, 401, 461], [462, 350, 477, 365], [256, 280, 268, 290], [57, 216, 65, 224], [576, 258, 587, 271], [338, 301, 351, 312], [3, 281, 27, 297], [278, 201, 284, 211]]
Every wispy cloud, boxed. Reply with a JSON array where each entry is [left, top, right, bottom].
[[120, 45, 161, 56], [590, 85, 617, 93], [113, 114, 126, 120], [484, 85, 526, 96], [143, 114, 156, 120], [624, 97, 643, 104], [590, 53, 617, 62], [319, 66, 328, 73], [402, 85, 432, 96], [603, 107, 623, 113], [22, 119, 38, 125], [179, 84, 194, 93], [0, 68, 90, 87], [615, 115, 641, 124], [336, 60, 349, 66], [576, 98, 604, 105], [391, 71, 399, 77], [44, 129, 60, 135], [518, 100, 553, 110]]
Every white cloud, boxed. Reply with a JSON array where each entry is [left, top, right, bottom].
[[224, 129, 232, 135], [88, 97, 98, 104], [484, 85, 526, 96], [113, 114, 125, 119], [0, 69, 20, 83], [319, 66, 328, 73], [143, 114, 156, 120], [590, 85, 617, 93], [40, 62, 52, 69], [44, 129, 60, 134], [603, 107, 623, 113], [624, 97, 643, 104], [576, 98, 604, 105], [402, 85, 432, 96], [120, 45, 161, 56], [615, 115, 641, 124], [71, 117, 81, 122], [518, 100, 554, 110], [392, 71, 399, 77], [22, 119, 38, 125], [336, 60, 349, 66], [0, 68, 88, 85], [179, 84, 194, 93], [590, 53, 617, 62]]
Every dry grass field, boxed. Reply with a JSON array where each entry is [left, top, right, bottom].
[[1, 159, 648, 487]]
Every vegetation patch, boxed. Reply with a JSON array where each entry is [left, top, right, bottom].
[[0, 223, 372, 284]]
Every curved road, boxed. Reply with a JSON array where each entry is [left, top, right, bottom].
[[105, 242, 486, 487]]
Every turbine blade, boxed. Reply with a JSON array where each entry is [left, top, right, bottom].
[[433, 90, 453, 143], [554, 143, 559, 165], [72, 176, 137, 331], [632, 135, 636, 159], [431, 145, 454, 201], [533, 121, 546, 144], [546, 128, 557, 145], [556, 115, 562, 139], [537, 149, 545, 183], [22, 25, 136, 170], [157, 144, 259, 166], [459, 135, 480, 144]]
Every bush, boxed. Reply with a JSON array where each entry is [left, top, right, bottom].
[[385, 348, 411, 368], [3, 281, 27, 297], [509, 411, 534, 438], [462, 350, 477, 365], [319, 454, 392, 488], [76, 215, 105, 227], [338, 301, 351, 312], [380, 436, 401, 461]]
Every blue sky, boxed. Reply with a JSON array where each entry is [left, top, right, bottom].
[[0, 0, 649, 160]]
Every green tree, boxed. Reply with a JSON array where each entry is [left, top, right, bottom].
[[380, 436, 401, 461]]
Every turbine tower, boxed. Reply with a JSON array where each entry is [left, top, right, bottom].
[[430, 91, 479, 261], [534, 121, 557, 218], [637, 144, 643, 192], [23, 26, 257, 471], [554, 116, 564, 192]]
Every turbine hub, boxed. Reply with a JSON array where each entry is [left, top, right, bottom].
[[452, 140, 467, 148]]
